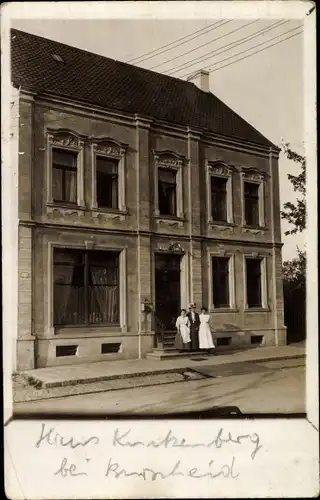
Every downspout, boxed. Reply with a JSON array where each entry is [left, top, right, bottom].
[[269, 146, 279, 345], [187, 128, 193, 304], [135, 118, 142, 359]]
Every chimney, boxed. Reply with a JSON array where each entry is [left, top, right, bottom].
[[187, 69, 210, 92]]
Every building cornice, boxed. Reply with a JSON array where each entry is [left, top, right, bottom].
[[18, 219, 283, 248], [17, 87, 278, 156]]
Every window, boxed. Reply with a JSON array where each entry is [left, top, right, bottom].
[[54, 249, 120, 326], [211, 177, 227, 222], [52, 149, 78, 204], [158, 168, 177, 216], [56, 345, 78, 357], [212, 257, 230, 308], [246, 258, 262, 308], [101, 343, 121, 354], [96, 156, 119, 209], [244, 182, 259, 226]]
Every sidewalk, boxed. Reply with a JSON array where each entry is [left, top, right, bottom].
[[19, 344, 306, 389]]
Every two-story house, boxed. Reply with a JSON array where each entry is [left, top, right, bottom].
[[11, 29, 286, 370]]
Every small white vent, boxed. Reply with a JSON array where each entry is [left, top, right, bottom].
[[51, 54, 65, 63]]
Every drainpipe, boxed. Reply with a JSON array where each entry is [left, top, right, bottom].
[[187, 128, 193, 304], [269, 146, 279, 346], [136, 118, 142, 359]]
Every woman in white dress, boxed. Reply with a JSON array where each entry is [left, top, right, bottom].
[[174, 309, 191, 352], [198, 307, 215, 355]]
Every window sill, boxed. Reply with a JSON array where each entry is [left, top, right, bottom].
[[46, 203, 86, 217], [54, 325, 122, 337], [244, 307, 270, 313], [242, 225, 268, 233], [209, 308, 239, 313], [91, 207, 128, 221], [155, 215, 185, 228], [208, 221, 235, 232]]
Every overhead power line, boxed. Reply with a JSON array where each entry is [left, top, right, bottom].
[[166, 19, 288, 76], [180, 27, 302, 79], [148, 19, 259, 71], [126, 20, 231, 64]]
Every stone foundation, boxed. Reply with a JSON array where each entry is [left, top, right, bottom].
[[34, 333, 154, 368]]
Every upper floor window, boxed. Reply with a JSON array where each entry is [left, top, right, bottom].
[[96, 156, 119, 210], [158, 168, 177, 216], [91, 138, 127, 214], [206, 161, 234, 226], [47, 130, 85, 208], [244, 182, 259, 226], [241, 168, 267, 228], [52, 149, 78, 204], [153, 151, 184, 221], [211, 176, 228, 222]]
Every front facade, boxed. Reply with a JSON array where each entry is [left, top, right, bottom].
[[12, 29, 286, 370]]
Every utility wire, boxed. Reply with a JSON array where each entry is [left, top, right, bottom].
[[149, 19, 259, 71], [126, 20, 231, 64], [165, 19, 288, 76], [181, 28, 302, 79]]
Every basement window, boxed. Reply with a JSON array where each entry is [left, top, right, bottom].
[[251, 335, 264, 345], [101, 343, 121, 354], [51, 54, 65, 63], [216, 337, 232, 347], [56, 345, 78, 357]]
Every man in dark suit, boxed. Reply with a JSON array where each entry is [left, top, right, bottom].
[[187, 303, 200, 352]]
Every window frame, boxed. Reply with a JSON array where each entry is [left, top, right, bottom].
[[206, 161, 234, 226], [243, 254, 268, 310], [52, 148, 78, 205], [46, 129, 85, 208], [53, 248, 121, 327], [158, 167, 178, 217], [91, 138, 127, 213], [208, 251, 236, 310], [47, 243, 127, 335], [240, 168, 266, 228], [244, 181, 260, 227], [95, 155, 120, 210], [153, 151, 184, 220]]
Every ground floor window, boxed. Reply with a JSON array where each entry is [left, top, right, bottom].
[[53, 248, 120, 326], [246, 257, 262, 307], [212, 256, 230, 307]]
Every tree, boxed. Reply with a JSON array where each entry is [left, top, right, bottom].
[[280, 142, 306, 235], [282, 248, 306, 287], [280, 143, 306, 342]]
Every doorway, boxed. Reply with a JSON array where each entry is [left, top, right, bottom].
[[154, 253, 181, 332]]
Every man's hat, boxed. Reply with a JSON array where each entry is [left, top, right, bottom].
[[189, 303, 196, 308]]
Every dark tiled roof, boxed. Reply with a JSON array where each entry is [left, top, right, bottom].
[[11, 28, 275, 148]]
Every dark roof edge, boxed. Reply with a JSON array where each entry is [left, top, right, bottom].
[[206, 90, 278, 150], [11, 28, 280, 151], [14, 83, 281, 154]]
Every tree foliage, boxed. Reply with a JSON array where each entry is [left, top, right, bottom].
[[280, 142, 306, 235], [281, 144, 306, 341], [282, 248, 306, 286]]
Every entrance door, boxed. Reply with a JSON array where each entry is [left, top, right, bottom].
[[155, 253, 181, 331]]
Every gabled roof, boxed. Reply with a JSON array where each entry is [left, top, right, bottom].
[[11, 28, 276, 148]]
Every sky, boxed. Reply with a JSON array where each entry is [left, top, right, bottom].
[[11, 16, 305, 260]]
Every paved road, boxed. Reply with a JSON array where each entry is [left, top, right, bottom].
[[14, 358, 305, 416]]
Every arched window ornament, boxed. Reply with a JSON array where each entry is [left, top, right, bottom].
[[91, 137, 127, 158]]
